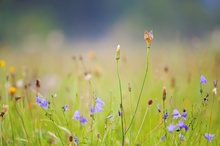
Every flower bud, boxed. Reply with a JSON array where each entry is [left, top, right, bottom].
[[115, 45, 120, 60], [148, 99, 153, 105], [162, 87, 166, 101]]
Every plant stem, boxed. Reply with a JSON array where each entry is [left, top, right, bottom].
[[14, 101, 30, 144], [135, 106, 149, 142], [116, 59, 125, 146], [125, 46, 151, 135]]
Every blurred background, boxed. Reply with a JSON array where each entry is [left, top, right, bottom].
[[0, 0, 220, 52]]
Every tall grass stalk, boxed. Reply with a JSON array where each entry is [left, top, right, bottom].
[[125, 45, 151, 135], [116, 58, 125, 145]]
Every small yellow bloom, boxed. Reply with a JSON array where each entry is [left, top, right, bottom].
[[0, 60, 5, 67], [9, 86, 16, 95], [88, 50, 96, 59], [9, 66, 14, 73], [144, 30, 154, 43]]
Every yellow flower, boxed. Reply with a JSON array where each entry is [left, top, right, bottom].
[[9, 86, 16, 95], [144, 30, 154, 43], [0, 60, 5, 67], [88, 50, 96, 59], [9, 66, 14, 73]]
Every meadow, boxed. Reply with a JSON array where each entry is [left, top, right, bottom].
[[0, 31, 220, 146]]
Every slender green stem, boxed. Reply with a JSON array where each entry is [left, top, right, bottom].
[[135, 106, 149, 142], [125, 46, 151, 135], [116, 59, 125, 145], [129, 91, 132, 145], [51, 119, 65, 146], [14, 101, 30, 144]]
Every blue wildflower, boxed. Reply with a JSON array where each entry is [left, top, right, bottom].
[[74, 136, 79, 145], [72, 110, 80, 120], [90, 106, 96, 115], [200, 75, 207, 84], [172, 109, 181, 119], [96, 98, 105, 106], [118, 111, 121, 116], [204, 133, 214, 142], [62, 104, 68, 111], [79, 116, 87, 125], [176, 120, 188, 131], [167, 124, 176, 132], [36, 96, 48, 109], [159, 135, 165, 141], [181, 109, 187, 120], [95, 103, 103, 112], [163, 110, 168, 119]]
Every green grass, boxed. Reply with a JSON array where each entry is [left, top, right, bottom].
[[0, 38, 220, 146]]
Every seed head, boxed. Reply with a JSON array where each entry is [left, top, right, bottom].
[[0, 105, 9, 118], [148, 99, 153, 105], [162, 87, 166, 101], [36, 79, 40, 88], [128, 83, 132, 92], [115, 45, 120, 60]]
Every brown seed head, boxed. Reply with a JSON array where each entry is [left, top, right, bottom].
[[128, 83, 132, 92], [69, 135, 73, 142], [36, 79, 40, 88], [162, 87, 166, 101], [148, 99, 153, 105]]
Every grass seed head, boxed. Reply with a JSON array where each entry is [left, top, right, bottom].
[[115, 45, 120, 60], [162, 87, 167, 101]]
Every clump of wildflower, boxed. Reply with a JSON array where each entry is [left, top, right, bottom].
[[172, 109, 181, 119], [36, 96, 48, 109], [0, 60, 5, 67], [200, 75, 207, 84], [204, 133, 215, 142], [115, 45, 120, 60], [90, 96, 105, 115], [8, 86, 16, 95], [72, 110, 87, 125], [0, 104, 9, 118], [167, 124, 176, 132], [62, 104, 68, 111]]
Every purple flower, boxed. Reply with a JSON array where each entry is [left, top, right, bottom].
[[204, 133, 214, 142], [159, 135, 165, 141], [167, 124, 176, 132], [79, 116, 87, 125], [96, 98, 105, 106], [72, 110, 80, 120], [62, 104, 68, 111], [74, 136, 78, 145], [176, 121, 189, 131], [181, 109, 187, 120], [200, 75, 207, 84], [118, 111, 121, 116], [163, 111, 168, 119], [172, 109, 181, 119], [36, 96, 48, 109], [90, 106, 96, 115], [95, 103, 103, 112]]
